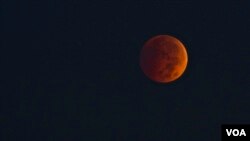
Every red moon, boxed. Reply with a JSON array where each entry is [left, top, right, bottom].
[[140, 35, 188, 83]]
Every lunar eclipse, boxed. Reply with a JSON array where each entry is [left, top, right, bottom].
[[140, 35, 188, 83]]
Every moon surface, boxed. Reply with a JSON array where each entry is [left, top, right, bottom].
[[140, 35, 188, 83]]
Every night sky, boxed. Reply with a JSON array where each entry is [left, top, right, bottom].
[[2, 1, 250, 141]]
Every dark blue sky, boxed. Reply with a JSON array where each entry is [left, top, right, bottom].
[[2, 1, 250, 141]]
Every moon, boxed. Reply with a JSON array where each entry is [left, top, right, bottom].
[[139, 35, 188, 83]]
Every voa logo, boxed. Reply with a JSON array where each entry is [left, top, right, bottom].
[[226, 129, 246, 136]]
